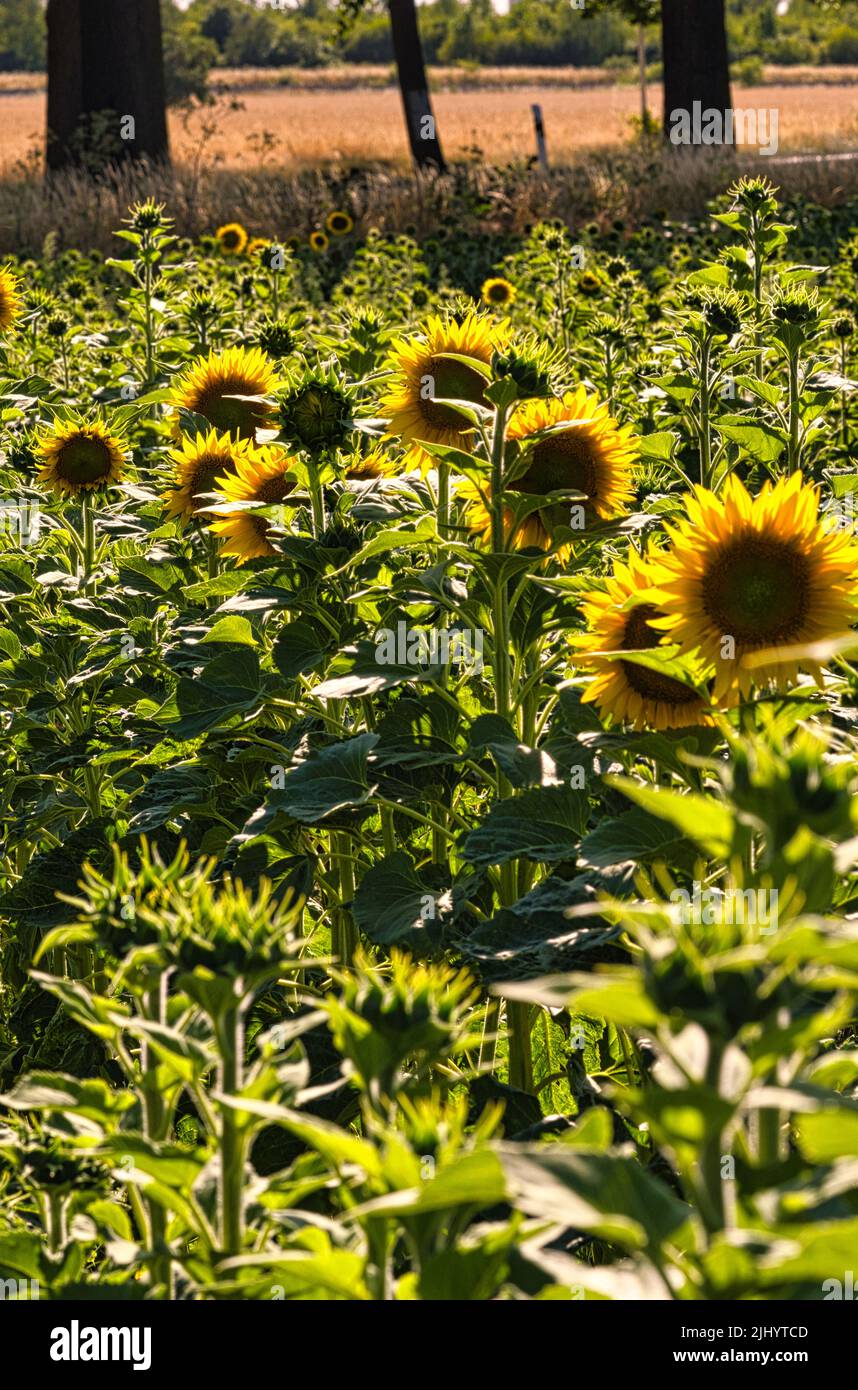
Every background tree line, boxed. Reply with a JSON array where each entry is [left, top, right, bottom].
[[6, 0, 858, 75]]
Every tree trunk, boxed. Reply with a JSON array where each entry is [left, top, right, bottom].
[[661, 0, 731, 144], [47, 0, 169, 171], [388, 0, 445, 172]]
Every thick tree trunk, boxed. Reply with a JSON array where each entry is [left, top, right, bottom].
[[388, 0, 445, 172], [47, 0, 169, 170], [661, 0, 732, 145]]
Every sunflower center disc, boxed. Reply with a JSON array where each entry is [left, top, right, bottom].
[[620, 602, 700, 705], [56, 438, 112, 484], [198, 379, 265, 436], [190, 455, 235, 509], [421, 357, 487, 431], [250, 473, 295, 537], [702, 536, 811, 645], [515, 428, 599, 502]]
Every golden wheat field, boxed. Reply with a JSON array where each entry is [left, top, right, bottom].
[[2, 79, 858, 170]]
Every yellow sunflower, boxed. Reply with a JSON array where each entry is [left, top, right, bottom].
[[216, 223, 248, 256], [326, 211, 354, 237], [163, 429, 258, 524], [649, 472, 858, 703], [462, 386, 637, 556], [481, 277, 516, 308], [247, 237, 270, 257], [170, 346, 280, 441], [36, 419, 126, 498], [310, 231, 329, 253], [380, 312, 510, 473], [208, 447, 300, 563], [344, 448, 398, 481], [573, 546, 713, 732], [0, 265, 23, 334]]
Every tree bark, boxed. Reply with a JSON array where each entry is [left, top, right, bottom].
[[47, 0, 169, 170], [388, 0, 445, 172], [661, 0, 732, 144]]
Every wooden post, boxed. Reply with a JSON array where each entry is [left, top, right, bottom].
[[47, 0, 169, 170], [531, 103, 548, 170]]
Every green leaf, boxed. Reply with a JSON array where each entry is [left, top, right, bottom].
[[717, 417, 786, 464], [352, 851, 448, 946], [463, 786, 588, 865], [270, 734, 378, 823], [607, 777, 735, 858], [199, 615, 256, 646], [272, 619, 335, 680], [578, 806, 694, 870]]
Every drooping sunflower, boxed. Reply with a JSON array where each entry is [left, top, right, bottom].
[[380, 312, 509, 473], [170, 346, 280, 441], [0, 265, 23, 334], [208, 448, 299, 563], [462, 385, 638, 555], [163, 429, 258, 523], [649, 472, 858, 702], [573, 546, 713, 732], [326, 211, 354, 237], [481, 277, 516, 308], [216, 223, 249, 256], [36, 419, 127, 498]]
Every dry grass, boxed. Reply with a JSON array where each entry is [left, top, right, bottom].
[[3, 141, 858, 259], [2, 81, 858, 174]]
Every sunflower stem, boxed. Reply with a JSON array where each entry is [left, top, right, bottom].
[[787, 347, 801, 473], [81, 493, 96, 595], [699, 335, 712, 489], [487, 399, 534, 1094], [308, 464, 326, 537]]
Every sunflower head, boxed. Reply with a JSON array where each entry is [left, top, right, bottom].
[[481, 277, 516, 308], [649, 472, 858, 703], [0, 265, 24, 335], [326, 211, 354, 237], [129, 199, 169, 235], [257, 315, 299, 360], [208, 446, 300, 563], [278, 374, 353, 453], [216, 223, 249, 256], [170, 346, 280, 441], [309, 231, 329, 254], [573, 546, 713, 733], [463, 385, 637, 556], [380, 312, 510, 473], [578, 271, 603, 298], [36, 419, 127, 499], [163, 429, 258, 523]]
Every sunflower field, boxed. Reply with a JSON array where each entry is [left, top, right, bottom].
[[1, 176, 858, 1304]]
